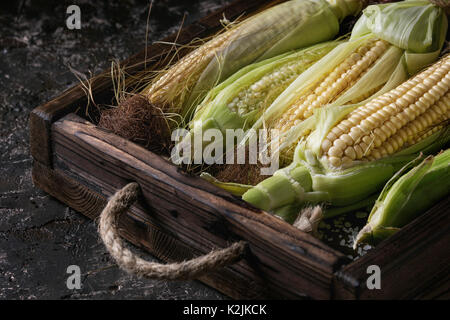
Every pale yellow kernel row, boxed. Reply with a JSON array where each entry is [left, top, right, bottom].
[[323, 56, 450, 169]]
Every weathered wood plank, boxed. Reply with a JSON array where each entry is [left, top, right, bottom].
[[32, 160, 270, 299], [50, 113, 348, 299]]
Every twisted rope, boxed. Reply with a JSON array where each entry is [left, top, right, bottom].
[[98, 182, 247, 280]]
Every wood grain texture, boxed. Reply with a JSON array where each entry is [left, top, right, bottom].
[[47, 114, 450, 299], [32, 160, 268, 299], [49, 113, 348, 299], [28, 0, 285, 167]]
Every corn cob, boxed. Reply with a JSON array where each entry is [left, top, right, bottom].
[[354, 149, 450, 247], [143, 0, 363, 120], [272, 37, 393, 164], [243, 0, 448, 165], [242, 55, 450, 213], [207, 42, 338, 123], [274, 38, 389, 131], [177, 41, 340, 160], [99, 0, 363, 150], [190, 0, 448, 199], [322, 57, 450, 169]]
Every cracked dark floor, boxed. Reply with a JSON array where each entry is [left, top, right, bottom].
[[0, 0, 230, 300]]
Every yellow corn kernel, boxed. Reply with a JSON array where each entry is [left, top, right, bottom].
[[273, 39, 389, 134], [322, 56, 450, 168]]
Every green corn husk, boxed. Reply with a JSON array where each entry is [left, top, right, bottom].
[[242, 0, 447, 164], [241, 0, 449, 215], [354, 149, 450, 247], [177, 41, 340, 161], [275, 193, 378, 224], [207, 0, 447, 203], [270, 195, 377, 223], [142, 0, 363, 121], [243, 130, 449, 212], [242, 50, 450, 213], [199, 172, 252, 196]]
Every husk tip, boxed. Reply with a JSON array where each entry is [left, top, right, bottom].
[[353, 224, 372, 250]]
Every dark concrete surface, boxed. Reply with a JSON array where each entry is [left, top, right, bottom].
[[0, 0, 231, 300]]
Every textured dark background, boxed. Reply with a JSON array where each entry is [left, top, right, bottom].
[[0, 0, 231, 300]]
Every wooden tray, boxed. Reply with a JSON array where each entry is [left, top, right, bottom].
[[29, 0, 450, 299]]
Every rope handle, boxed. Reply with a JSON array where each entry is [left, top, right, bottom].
[[98, 182, 247, 280]]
